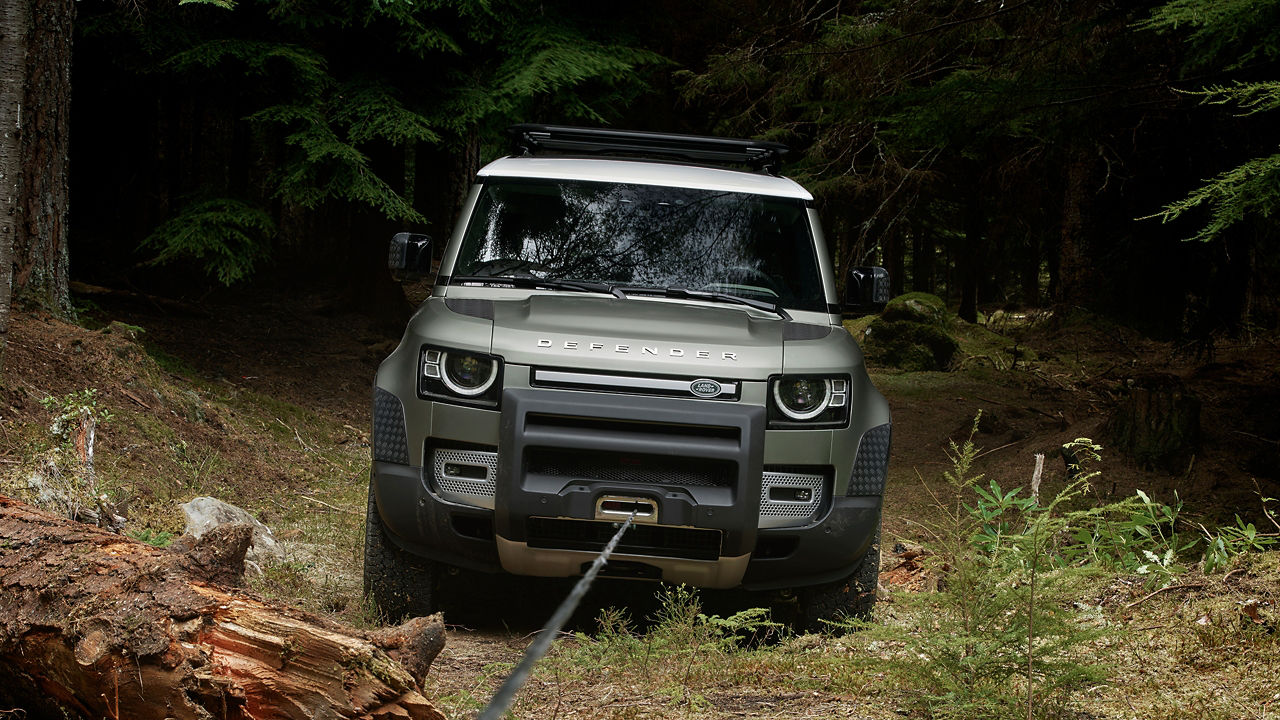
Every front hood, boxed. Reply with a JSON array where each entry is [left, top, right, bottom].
[[490, 294, 784, 379]]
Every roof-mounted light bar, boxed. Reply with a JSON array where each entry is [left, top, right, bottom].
[[507, 124, 791, 175]]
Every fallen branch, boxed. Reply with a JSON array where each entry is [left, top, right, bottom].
[[300, 494, 362, 516], [0, 495, 446, 719], [68, 281, 209, 317], [1123, 583, 1206, 610]]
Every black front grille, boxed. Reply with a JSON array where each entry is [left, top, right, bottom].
[[527, 518, 722, 561], [526, 447, 735, 488]]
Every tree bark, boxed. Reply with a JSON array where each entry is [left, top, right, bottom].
[[1056, 145, 1097, 308], [1103, 373, 1201, 472], [911, 224, 935, 295], [956, 189, 985, 323], [0, 0, 28, 373], [0, 0, 74, 332], [0, 495, 448, 720], [884, 229, 905, 298], [1020, 236, 1041, 307]]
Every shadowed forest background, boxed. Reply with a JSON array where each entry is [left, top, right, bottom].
[[0, 0, 1272, 339], [3, 3, 1280, 719]]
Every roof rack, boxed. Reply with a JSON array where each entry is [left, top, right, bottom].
[[507, 124, 790, 175]]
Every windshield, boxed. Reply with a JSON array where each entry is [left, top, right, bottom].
[[453, 178, 827, 313]]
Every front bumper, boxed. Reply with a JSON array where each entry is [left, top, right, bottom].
[[371, 457, 881, 591], [370, 361, 888, 590]]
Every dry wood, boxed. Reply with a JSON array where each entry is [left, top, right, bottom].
[[0, 495, 446, 720], [1122, 582, 1206, 610]]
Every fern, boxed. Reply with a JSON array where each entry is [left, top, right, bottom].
[[140, 198, 274, 285]]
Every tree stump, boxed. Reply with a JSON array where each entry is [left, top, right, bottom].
[[0, 495, 447, 720], [1104, 373, 1201, 472]]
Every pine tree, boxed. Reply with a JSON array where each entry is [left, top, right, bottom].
[[1138, 0, 1280, 244], [80, 0, 665, 286]]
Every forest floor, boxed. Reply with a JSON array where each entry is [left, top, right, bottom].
[[2, 289, 1279, 719]]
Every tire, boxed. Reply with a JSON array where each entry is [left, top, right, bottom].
[[795, 523, 881, 633], [363, 483, 437, 623]]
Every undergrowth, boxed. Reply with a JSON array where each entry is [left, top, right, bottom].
[[522, 413, 1280, 720]]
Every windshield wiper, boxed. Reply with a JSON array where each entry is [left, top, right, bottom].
[[616, 285, 791, 321], [452, 276, 786, 318], [452, 275, 627, 299]]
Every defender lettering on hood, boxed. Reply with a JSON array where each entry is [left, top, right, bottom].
[[535, 338, 739, 361]]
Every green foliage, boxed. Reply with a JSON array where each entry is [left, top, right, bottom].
[[896, 418, 1110, 719], [140, 198, 274, 285], [1200, 496, 1280, 573], [1135, 0, 1280, 70], [1066, 489, 1196, 586], [94, 0, 665, 285], [164, 39, 329, 93], [128, 528, 175, 547], [681, 1, 1155, 290], [40, 389, 114, 444], [1143, 152, 1280, 243], [30, 390, 120, 527], [1139, 0, 1280, 244], [565, 585, 783, 677]]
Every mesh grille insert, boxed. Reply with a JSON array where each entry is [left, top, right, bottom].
[[431, 448, 498, 509], [759, 471, 826, 527]]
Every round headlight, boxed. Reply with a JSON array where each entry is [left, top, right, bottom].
[[773, 377, 832, 420], [440, 352, 498, 396]]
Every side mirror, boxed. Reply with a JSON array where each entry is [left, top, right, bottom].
[[388, 232, 433, 281], [844, 266, 890, 315]]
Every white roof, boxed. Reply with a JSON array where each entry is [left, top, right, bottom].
[[477, 157, 814, 201]]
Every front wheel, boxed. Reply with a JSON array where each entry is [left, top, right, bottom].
[[795, 524, 881, 633], [363, 483, 437, 623]]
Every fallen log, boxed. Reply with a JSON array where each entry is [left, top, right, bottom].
[[0, 495, 446, 720]]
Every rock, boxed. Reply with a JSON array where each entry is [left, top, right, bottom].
[[880, 293, 948, 325], [181, 496, 284, 562], [860, 293, 960, 371]]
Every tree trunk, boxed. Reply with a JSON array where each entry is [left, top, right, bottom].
[[884, 230, 905, 298], [0, 495, 448, 720], [956, 190, 985, 323], [1021, 236, 1041, 307], [0, 0, 73, 329], [1056, 145, 1097, 308], [911, 225, 935, 295], [0, 0, 29, 373], [1103, 373, 1201, 472], [445, 128, 480, 237]]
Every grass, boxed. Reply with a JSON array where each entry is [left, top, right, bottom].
[[458, 549, 1280, 720], [445, 426, 1280, 720], [0, 320, 374, 626]]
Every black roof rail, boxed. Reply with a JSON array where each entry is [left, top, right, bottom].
[[507, 124, 790, 175]]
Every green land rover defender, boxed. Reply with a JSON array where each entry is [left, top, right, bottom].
[[365, 125, 892, 629]]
